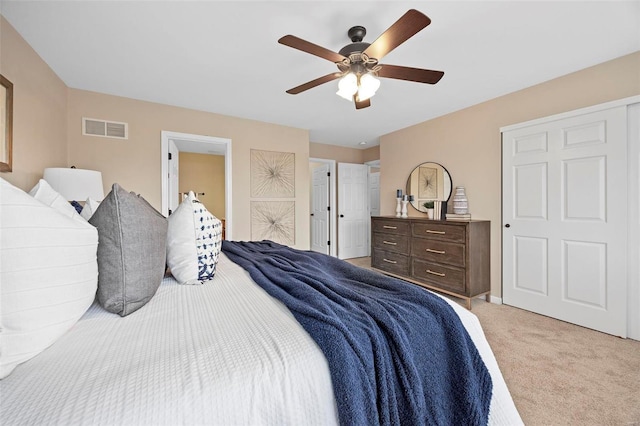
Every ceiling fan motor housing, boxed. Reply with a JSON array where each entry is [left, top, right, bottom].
[[339, 41, 371, 57], [339, 26, 371, 57]]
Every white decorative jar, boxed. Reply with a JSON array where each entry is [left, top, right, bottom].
[[452, 186, 469, 214]]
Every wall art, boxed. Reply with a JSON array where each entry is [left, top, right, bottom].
[[251, 201, 295, 245], [250, 149, 295, 198], [418, 166, 437, 199], [0, 74, 13, 172]]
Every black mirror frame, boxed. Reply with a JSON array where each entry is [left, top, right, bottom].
[[405, 161, 453, 213]]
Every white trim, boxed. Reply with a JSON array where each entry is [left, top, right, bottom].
[[161, 131, 233, 240], [364, 159, 380, 168], [500, 95, 640, 132], [310, 157, 337, 257], [627, 103, 640, 341], [475, 294, 502, 305], [488, 295, 503, 305]]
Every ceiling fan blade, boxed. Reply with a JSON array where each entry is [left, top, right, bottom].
[[377, 64, 444, 84], [354, 97, 371, 110], [278, 35, 347, 63], [286, 73, 342, 95], [363, 9, 431, 61]]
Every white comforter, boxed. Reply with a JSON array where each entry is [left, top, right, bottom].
[[0, 253, 522, 425]]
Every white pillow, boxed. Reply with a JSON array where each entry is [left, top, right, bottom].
[[29, 179, 82, 221], [167, 191, 223, 285], [80, 197, 100, 220], [0, 178, 99, 379]]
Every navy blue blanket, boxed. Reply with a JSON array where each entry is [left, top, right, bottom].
[[222, 240, 492, 426]]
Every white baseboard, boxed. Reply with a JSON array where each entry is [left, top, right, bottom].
[[474, 294, 502, 304]]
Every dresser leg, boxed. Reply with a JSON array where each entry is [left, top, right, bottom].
[[466, 298, 471, 310]]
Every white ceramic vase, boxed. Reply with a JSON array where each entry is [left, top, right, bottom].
[[452, 186, 469, 214]]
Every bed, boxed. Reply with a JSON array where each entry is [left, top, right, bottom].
[[1, 251, 521, 425], [0, 178, 522, 425]]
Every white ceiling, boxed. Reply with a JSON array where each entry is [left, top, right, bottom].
[[2, 1, 638, 149]]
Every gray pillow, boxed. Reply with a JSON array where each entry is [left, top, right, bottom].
[[89, 183, 168, 316]]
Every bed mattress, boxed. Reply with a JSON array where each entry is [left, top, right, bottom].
[[0, 253, 522, 425]]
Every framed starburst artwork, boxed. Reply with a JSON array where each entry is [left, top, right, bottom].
[[418, 166, 437, 199], [251, 149, 295, 198], [251, 201, 295, 245]]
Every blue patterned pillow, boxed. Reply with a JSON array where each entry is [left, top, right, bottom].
[[167, 191, 223, 284], [70, 200, 83, 214], [193, 200, 223, 281]]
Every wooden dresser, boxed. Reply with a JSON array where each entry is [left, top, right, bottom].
[[371, 216, 490, 309]]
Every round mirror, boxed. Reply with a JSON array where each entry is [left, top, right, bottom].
[[405, 162, 452, 213]]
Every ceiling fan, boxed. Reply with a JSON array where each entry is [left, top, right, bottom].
[[278, 9, 444, 110]]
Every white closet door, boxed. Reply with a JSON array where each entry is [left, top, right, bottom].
[[502, 106, 628, 337], [338, 163, 370, 259]]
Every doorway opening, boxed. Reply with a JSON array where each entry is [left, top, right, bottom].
[[161, 131, 232, 239]]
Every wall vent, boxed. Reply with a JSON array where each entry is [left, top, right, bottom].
[[82, 117, 128, 139]]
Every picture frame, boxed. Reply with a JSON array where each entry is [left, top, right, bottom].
[[250, 149, 295, 198], [251, 200, 295, 245], [0, 74, 13, 172], [418, 166, 437, 199]]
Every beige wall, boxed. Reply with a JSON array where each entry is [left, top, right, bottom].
[[0, 15, 311, 248], [179, 153, 225, 219], [3, 11, 636, 260], [310, 142, 366, 164], [0, 16, 67, 190], [309, 142, 380, 165], [362, 145, 380, 163], [67, 89, 310, 248], [381, 51, 640, 298]]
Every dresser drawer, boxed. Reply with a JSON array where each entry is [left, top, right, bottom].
[[372, 232, 409, 255], [412, 239, 465, 267], [372, 219, 410, 236], [412, 222, 465, 243], [411, 258, 466, 293], [372, 249, 409, 276]]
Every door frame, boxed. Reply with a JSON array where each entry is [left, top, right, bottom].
[[500, 95, 640, 340], [365, 159, 381, 257], [309, 158, 336, 257], [161, 131, 233, 239], [627, 102, 639, 340]]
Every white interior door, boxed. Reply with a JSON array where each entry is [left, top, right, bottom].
[[502, 106, 628, 337], [168, 140, 180, 215], [338, 163, 369, 259], [369, 171, 380, 217], [311, 164, 330, 254]]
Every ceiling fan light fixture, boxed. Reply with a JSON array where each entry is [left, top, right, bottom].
[[356, 73, 380, 101], [336, 72, 358, 100], [280, 9, 442, 110]]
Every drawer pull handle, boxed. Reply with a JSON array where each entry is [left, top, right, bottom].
[[426, 230, 446, 234], [426, 248, 445, 254], [383, 259, 398, 264], [426, 269, 446, 277], [383, 225, 398, 230], [383, 241, 397, 246]]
